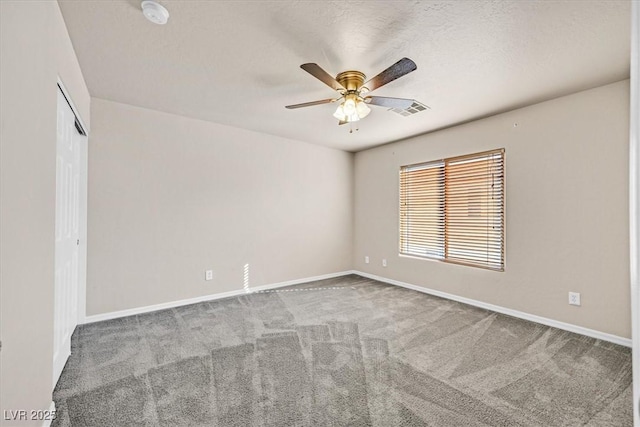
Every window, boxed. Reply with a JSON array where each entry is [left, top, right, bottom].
[[399, 149, 505, 270]]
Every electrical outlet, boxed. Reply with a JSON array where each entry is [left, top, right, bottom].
[[568, 292, 581, 306], [382, 259, 387, 267], [205, 270, 213, 281], [365, 256, 369, 264]]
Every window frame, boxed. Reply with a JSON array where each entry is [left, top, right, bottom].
[[399, 148, 505, 272]]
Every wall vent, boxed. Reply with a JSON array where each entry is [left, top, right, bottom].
[[389, 100, 430, 117]]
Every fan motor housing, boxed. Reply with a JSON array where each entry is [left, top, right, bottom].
[[336, 70, 366, 92]]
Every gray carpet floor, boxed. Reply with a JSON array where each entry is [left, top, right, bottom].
[[52, 274, 633, 426]]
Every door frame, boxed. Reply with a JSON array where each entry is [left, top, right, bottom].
[[54, 78, 88, 386], [58, 78, 89, 326]]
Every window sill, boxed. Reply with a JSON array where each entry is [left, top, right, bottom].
[[398, 253, 504, 272]]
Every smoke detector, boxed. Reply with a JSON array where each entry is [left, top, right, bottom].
[[141, 1, 169, 25]]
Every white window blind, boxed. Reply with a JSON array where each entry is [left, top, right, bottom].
[[399, 149, 505, 271]]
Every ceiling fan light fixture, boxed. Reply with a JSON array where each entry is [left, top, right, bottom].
[[333, 103, 359, 122], [333, 105, 359, 122], [333, 96, 370, 123]]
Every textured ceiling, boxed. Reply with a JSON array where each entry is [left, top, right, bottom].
[[58, 0, 631, 152]]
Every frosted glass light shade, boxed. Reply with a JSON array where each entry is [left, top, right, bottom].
[[356, 100, 371, 118], [333, 97, 369, 123], [343, 98, 357, 115]]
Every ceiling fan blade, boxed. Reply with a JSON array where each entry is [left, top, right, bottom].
[[338, 120, 348, 125], [300, 63, 345, 91], [285, 98, 336, 109], [364, 96, 415, 109], [362, 58, 417, 92]]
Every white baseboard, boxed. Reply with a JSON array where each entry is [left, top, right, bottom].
[[81, 269, 631, 348], [353, 270, 632, 348], [82, 271, 354, 324]]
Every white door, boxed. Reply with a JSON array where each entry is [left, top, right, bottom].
[[53, 87, 85, 387]]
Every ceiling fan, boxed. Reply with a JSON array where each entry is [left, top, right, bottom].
[[285, 58, 419, 125]]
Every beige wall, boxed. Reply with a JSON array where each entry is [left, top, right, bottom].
[[354, 80, 631, 338], [86, 98, 353, 316], [0, 1, 90, 425]]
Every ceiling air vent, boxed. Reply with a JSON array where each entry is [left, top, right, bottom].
[[389, 100, 430, 117]]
